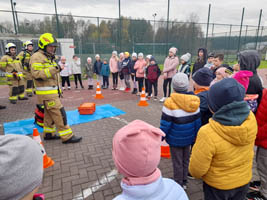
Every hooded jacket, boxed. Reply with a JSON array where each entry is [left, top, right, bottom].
[[94, 60, 103, 75], [114, 176, 188, 200], [160, 92, 201, 147], [255, 88, 267, 149], [109, 56, 119, 73], [192, 48, 207, 75], [163, 56, 179, 78], [189, 101, 257, 190], [238, 50, 263, 104]]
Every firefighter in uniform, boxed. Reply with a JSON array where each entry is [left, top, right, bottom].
[[0, 43, 28, 104], [18, 40, 34, 97], [30, 33, 82, 143]]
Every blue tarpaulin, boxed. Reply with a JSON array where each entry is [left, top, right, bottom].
[[4, 104, 125, 135]]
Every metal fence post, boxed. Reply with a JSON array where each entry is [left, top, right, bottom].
[[97, 17, 100, 52], [54, 0, 61, 38], [226, 24, 232, 62], [205, 4, 211, 48], [118, 0, 122, 52], [166, 0, 170, 56], [255, 9, 262, 50], [237, 7, 245, 53]]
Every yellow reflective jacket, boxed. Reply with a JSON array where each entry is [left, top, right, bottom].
[[18, 50, 33, 72], [30, 49, 61, 98], [189, 102, 257, 190], [0, 54, 23, 79]]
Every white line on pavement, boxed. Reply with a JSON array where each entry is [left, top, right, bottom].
[[111, 116, 129, 124], [72, 169, 118, 200]]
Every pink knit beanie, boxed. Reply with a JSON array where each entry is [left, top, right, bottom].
[[233, 70, 253, 92], [112, 120, 165, 185]]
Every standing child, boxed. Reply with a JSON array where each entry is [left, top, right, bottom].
[[209, 67, 230, 86], [178, 53, 191, 78], [160, 47, 179, 102], [134, 53, 147, 95], [247, 88, 267, 200], [59, 56, 71, 90], [189, 78, 258, 200], [192, 68, 214, 126], [145, 55, 152, 96], [130, 53, 138, 94], [118, 52, 125, 91], [121, 52, 131, 92], [204, 52, 215, 69], [113, 120, 189, 200], [192, 48, 207, 75], [101, 59, 110, 89], [71, 55, 84, 89], [211, 53, 224, 77], [109, 51, 119, 90], [146, 57, 161, 100], [85, 57, 94, 90], [94, 54, 103, 87], [160, 73, 201, 189]]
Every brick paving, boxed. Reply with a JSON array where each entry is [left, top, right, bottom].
[[0, 69, 266, 200]]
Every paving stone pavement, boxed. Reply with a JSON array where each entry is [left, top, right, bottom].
[[0, 69, 266, 200]]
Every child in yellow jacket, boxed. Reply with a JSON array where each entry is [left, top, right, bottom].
[[189, 78, 257, 200]]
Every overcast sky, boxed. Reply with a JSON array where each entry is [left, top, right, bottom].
[[0, 0, 265, 28]]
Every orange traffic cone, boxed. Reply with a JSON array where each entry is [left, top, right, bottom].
[[32, 128, 55, 169], [138, 87, 148, 106], [94, 82, 104, 99], [161, 140, 171, 158]]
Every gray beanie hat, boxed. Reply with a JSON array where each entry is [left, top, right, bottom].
[[172, 73, 189, 92], [0, 135, 43, 200], [181, 53, 191, 62]]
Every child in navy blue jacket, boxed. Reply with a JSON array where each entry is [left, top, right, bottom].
[[160, 73, 201, 189]]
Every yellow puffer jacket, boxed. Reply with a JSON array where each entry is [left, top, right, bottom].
[[189, 105, 257, 190]]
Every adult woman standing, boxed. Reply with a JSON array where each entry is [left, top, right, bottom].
[[71, 55, 84, 89]]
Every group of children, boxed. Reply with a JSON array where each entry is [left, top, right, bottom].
[[1, 47, 266, 200], [112, 49, 266, 200]]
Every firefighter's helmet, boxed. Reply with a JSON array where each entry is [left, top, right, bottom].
[[38, 33, 58, 49], [5, 43, 16, 53], [23, 40, 33, 50]]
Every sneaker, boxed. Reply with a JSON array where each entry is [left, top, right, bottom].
[[159, 97, 166, 103], [246, 191, 267, 200], [136, 92, 140, 96], [125, 88, 131, 92], [0, 105, 6, 109], [68, 87, 71, 90], [75, 86, 78, 89], [62, 87, 65, 90], [249, 181, 261, 192], [154, 96, 158, 101], [119, 87, 125, 91], [187, 173, 195, 180], [147, 96, 152, 100]]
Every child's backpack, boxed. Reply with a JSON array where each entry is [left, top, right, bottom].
[[147, 65, 160, 80], [244, 94, 258, 113]]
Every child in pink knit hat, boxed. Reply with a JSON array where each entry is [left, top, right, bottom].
[[233, 70, 259, 112], [112, 120, 188, 200]]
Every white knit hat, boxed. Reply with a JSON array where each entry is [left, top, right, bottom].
[[87, 57, 92, 62], [180, 53, 191, 62], [169, 47, 177, 55], [146, 54, 152, 60], [95, 54, 100, 58], [112, 51, 118, 56], [132, 52, 137, 58], [138, 53, 144, 58]]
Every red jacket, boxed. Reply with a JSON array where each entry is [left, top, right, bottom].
[[255, 88, 267, 149]]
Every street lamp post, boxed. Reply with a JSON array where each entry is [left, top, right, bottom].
[[152, 13, 157, 56], [13, 1, 19, 33], [10, 0, 17, 34]]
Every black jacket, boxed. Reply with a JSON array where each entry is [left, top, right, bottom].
[[129, 59, 137, 74], [238, 50, 263, 104], [192, 48, 207, 75], [197, 90, 212, 125]]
